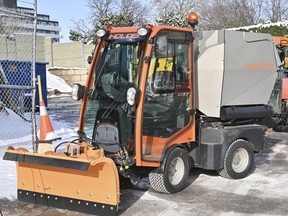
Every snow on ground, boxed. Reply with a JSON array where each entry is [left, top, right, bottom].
[[0, 71, 76, 200], [0, 106, 78, 200]]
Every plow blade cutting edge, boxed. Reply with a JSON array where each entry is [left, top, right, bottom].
[[3, 146, 120, 216]]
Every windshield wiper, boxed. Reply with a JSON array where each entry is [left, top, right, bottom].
[[94, 54, 111, 88], [100, 90, 127, 121], [90, 50, 112, 99]]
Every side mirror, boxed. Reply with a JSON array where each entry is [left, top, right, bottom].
[[87, 55, 93, 64], [72, 83, 85, 100], [87, 48, 95, 64], [155, 35, 168, 58], [276, 46, 285, 63]]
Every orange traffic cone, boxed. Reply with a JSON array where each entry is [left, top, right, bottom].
[[37, 75, 58, 142], [39, 100, 58, 141]]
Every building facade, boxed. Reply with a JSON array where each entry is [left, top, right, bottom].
[[0, 0, 17, 8], [0, 0, 61, 42]]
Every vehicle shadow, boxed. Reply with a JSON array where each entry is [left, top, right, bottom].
[[118, 167, 215, 215], [118, 177, 150, 215], [254, 131, 288, 166]]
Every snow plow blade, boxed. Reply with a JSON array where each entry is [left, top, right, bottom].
[[3, 144, 120, 216]]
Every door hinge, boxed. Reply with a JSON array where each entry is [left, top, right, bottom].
[[144, 56, 151, 63]]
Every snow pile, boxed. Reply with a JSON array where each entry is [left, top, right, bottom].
[[0, 108, 32, 152], [0, 107, 32, 199], [46, 69, 72, 94], [47, 66, 83, 70]]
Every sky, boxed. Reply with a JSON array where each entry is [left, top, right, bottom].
[[18, 0, 90, 43]]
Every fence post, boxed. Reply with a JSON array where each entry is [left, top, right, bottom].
[[31, 0, 38, 152]]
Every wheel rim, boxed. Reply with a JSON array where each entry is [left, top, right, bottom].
[[168, 157, 185, 185], [232, 148, 249, 173]]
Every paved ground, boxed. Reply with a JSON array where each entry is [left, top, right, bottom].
[[1, 97, 288, 216]]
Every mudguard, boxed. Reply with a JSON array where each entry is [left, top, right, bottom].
[[3, 144, 120, 216]]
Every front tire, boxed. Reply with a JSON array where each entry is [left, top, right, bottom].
[[217, 139, 254, 179], [149, 147, 189, 193]]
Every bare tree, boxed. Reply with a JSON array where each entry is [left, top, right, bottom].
[[230, 0, 263, 25], [152, 0, 199, 27], [152, 0, 199, 16], [199, 0, 229, 29], [69, 19, 94, 42], [265, 0, 288, 22], [88, 0, 115, 26], [199, 0, 265, 30], [87, 0, 151, 26], [118, 0, 151, 25], [70, 0, 152, 42]]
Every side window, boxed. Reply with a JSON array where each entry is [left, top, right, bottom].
[[146, 31, 192, 95], [175, 44, 190, 92], [143, 30, 193, 140]]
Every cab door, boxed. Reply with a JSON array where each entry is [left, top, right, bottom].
[[141, 30, 196, 162]]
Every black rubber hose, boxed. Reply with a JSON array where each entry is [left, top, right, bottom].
[[54, 138, 79, 152]]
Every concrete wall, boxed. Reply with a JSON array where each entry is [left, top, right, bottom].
[[44, 38, 95, 86], [0, 34, 93, 86], [45, 37, 95, 68], [0, 34, 94, 67], [48, 67, 88, 87], [0, 34, 45, 62]]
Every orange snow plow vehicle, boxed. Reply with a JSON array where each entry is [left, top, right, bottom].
[[3, 12, 282, 215], [273, 36, 288, 68]]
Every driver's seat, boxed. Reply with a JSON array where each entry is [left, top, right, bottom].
[[94, 123, 121, 153], [93, 108, 132, 153]]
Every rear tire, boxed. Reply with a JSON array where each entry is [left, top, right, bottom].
[[217, 139, 254, 179], [149, 148, 189, 193]]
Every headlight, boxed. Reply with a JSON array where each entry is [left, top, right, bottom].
[[137, 27, 150, 36], [96, 29, 107, 38], [127, 87, 137, 105], [72, 83, 84, 101]]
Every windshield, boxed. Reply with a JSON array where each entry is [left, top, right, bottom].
[[83, 41, 144, 147]]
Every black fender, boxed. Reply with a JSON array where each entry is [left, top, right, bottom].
[[159, 144, 191, 173]]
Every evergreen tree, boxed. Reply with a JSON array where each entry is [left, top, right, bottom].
[[156, 11, 190, 28], [99, 13, 134, 27], [69, 30, 85, 42], [237, 24, 288, 36]]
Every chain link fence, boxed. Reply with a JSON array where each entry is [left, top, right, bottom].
[[0, 6, 36, 152]]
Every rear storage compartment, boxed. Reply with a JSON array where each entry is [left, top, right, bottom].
[[195, 30, 279, 118]]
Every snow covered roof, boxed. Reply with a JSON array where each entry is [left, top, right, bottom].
[[228, 20, 288, 31]]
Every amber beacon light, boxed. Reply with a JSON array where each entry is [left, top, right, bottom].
[[188, 12, 199, 29]]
